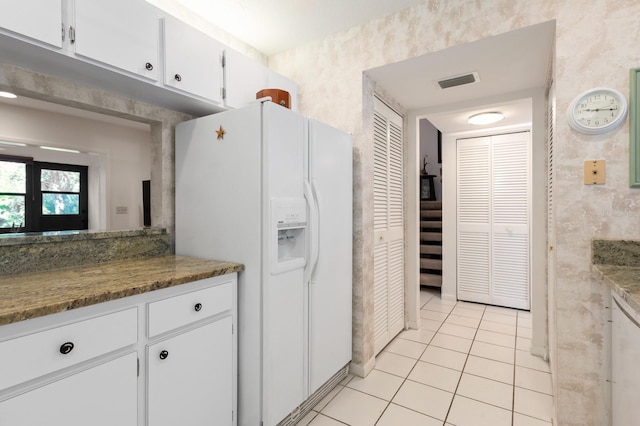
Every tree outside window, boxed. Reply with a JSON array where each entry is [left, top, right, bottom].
[[0, 157, 87, 233]]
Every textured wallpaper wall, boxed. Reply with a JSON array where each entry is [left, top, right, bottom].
[[269, 1, 640, 424]]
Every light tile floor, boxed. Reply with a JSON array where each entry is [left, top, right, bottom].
[[298, 288, 554, 426]]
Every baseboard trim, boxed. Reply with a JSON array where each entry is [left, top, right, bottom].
[[276, 365, 349, 426], [530, 345, 549, 361], [348, 356, 375, 378]]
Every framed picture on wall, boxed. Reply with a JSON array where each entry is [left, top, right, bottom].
[[420, 175, 436, 200], [420, 176, 431, 200]]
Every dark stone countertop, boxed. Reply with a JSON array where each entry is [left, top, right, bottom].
[[0, 255, 244, 326], [592, 239, 640, 315]]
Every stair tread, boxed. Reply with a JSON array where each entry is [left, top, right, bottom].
[[420, 273, 442, 287], [420, 232, 443, 242], [420, 210, 442, 219], [420, 258, 442, 270], [420, 201, 442, 210], [420, 245, 442, 255], [421, 221, 442, 229]]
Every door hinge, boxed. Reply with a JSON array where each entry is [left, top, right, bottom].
[[137, 357, 140, 377], [68, 26, 76, 44], [61, 23, 65, 42], [221, 51, 226, 68], [221, 87, 227, 100]]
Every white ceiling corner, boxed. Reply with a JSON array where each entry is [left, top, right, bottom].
[[172, 0, 426, 55]]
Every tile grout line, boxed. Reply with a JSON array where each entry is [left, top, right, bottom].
[[319, 291, 547, 426], [373, 292, 455, 425], [372, 292, 436, 426], [441, 300, 486, 425]]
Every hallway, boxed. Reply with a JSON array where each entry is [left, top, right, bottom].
[[298, 288, 553, 425]]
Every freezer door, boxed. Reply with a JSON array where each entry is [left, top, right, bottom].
[[262, 102, 307, 426], [175, 103, 264, 426], [307, 119, 353, 394]]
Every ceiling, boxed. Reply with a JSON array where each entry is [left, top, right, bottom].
[[365, 21, 555, 132], [172, 0, 426, 55], [172, 1, 554, 132]]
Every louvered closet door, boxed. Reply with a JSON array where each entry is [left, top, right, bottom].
[[457, 132, 530, 310], [457, 137, 492, 299], [373, 98, 404, 354]]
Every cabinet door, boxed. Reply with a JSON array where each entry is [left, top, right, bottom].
[[0, 352, 137, 426], [74, 0, 159, 81], [163, 16, 223, 103], [223, 47, 268, 109], [0, 0, 63, 48], [267, 70, 298, 112], [612, 295, 640, 426], [148, 317, 233, 426]]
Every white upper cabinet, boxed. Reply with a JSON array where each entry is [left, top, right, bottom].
[[0, 1, 297, 115], [267, 70, 298, 112], [73, 0, 160, 81], [0, 0, 63, 48], [223, 47, 299, 111], [223, 47, 268, 110], [162, 16, 223, 104]]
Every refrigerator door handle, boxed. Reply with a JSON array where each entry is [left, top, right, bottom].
[[303, 180, 315, 283], [304, 181, 318, 283], [310, 181, 321, 282]]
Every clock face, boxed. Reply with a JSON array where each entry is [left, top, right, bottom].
[[568, 88, 628, 134]]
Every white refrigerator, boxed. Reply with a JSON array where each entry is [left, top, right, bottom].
[[175, 99, 352, 426]]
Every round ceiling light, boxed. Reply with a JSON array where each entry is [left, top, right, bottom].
[[0, 91, 17, 99], [468, 111, 504, 125]]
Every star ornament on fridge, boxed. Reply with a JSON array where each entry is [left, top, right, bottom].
[[216, 125, 226, 140]]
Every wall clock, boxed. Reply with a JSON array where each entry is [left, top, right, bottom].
[[567, 87, 628, 134]]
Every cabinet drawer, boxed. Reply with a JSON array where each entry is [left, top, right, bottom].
[[148, 281, 233, 337], [0, 308, 137, 392]]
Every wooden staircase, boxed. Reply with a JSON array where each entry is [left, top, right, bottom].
[[420, 201, 442, 287]]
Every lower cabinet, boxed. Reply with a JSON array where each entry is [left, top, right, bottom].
[[611, 293, 640, 426], [0, 352, 138, 426], [148, 316, 233, 425], [0, 273, 237, 426]]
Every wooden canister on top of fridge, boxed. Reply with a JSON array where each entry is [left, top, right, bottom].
[[256, 89, 291, 109]]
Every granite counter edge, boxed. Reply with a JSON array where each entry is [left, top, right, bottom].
[[592, 264, 640, 316], [0, 262, 244, 326]]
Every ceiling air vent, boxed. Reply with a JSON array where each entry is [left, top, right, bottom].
[[437, 72, 480, 89]]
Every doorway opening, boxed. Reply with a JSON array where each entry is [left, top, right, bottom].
[[364, 20, 555, 359]]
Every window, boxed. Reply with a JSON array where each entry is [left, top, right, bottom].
[[0, 156, 31, 231], [0, 157, 88, 233]]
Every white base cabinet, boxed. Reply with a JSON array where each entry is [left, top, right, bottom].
[[0, 352, 138, 426], [612, 292, 640, 426], [148, 317, 233, 426], [0, 273, 237, 426]]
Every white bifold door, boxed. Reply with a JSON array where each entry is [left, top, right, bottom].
[[373, 98, 404, 354], [456, 132, 531, 310]]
